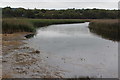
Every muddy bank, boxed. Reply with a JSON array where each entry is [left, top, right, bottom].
[[2, 33, 63, 78]]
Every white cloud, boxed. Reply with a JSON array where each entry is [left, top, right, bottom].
[[1, 2, 118, 9], [1, 0, 119, 2]]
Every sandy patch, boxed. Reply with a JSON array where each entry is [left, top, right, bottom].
[[2, 32, 63, 78]]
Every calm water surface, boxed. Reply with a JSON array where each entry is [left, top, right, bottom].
[[26, 22, 118, 78]]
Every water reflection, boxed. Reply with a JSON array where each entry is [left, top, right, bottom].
[[26, 22, 118, 78]]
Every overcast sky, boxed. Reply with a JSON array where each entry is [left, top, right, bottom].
[[0, 0, 119, 9]]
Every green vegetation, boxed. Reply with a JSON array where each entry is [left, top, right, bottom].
[[2, 18, 89, 33], [3, 7, 118, 19], [28, 19, 90, 27], [2, 19, 36, 33], [2, 7, 119, 40], [89, 20, 119, 41]]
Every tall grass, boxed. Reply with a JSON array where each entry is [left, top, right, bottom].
[[89, 19, 119, 41], [2, 18, 36, 33], [28, 19, 90, 27], [2, 18, 89, 33]]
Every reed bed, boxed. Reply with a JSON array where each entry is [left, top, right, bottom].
[[89, 19, 119, 41], [2, 18, 89, 33], [2, 18, 35, 33], [28, 19, 90, 27]]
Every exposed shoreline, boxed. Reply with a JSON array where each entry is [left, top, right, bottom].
[[2, 32, 63, 78]]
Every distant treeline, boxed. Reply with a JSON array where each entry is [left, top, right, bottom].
[[2, 7, 118, 19]]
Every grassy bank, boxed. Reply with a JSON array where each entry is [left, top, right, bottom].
[[89, 19, 119, 41], [28, 19, 90, 27], [2, 18, 90, 33], [2, 19, 36, 33]]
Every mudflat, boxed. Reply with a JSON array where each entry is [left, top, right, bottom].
[[2, 33, 63, 78]]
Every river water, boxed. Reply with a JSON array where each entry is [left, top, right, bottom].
[[26, 22, 118, 78]]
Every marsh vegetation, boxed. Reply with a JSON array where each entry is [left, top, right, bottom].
[[2, 18, 89, 33], [2, 19, 35, 33], [89, 19, 119, 41]]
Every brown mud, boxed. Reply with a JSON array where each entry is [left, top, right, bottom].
[[2, 32, 63, 78]]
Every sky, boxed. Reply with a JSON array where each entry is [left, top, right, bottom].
[[0, 0, 119, 9]]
